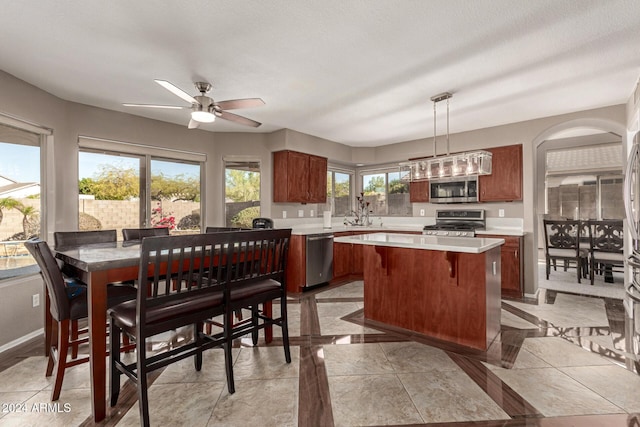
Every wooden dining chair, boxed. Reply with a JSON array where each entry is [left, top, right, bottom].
[[209, 228, 292, 393], [109, 233, 229, 427], [587, 219, 624, 285], [122, 227, 170, 242], [543, 219, 588, 283], [53, 229, 118, 249], [53, 229, 127, 356], [24, 238, 136, 401]]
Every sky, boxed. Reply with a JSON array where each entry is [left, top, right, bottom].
[[0, 142, 40, 183], [0, 143, 200, 186]]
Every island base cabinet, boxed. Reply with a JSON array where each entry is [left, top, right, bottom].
[[483, 234, 523, 298], [362, 245, 501, 350]]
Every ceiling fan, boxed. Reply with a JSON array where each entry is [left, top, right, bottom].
[[123, 79, 264, 129]]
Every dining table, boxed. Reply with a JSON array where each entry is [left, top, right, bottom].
[[54, 240, 274, 423]]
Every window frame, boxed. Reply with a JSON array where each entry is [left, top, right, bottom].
[[78, 137, 206, 232], [359, 166, 410, 217], [0, 114, 52, 282]]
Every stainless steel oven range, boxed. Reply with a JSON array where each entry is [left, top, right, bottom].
[[422, 209, 485, 237]]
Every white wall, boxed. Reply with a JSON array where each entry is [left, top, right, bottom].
[[0, 69, 630, 347]]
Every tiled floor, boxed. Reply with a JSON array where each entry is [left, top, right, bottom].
[[0, 280, 639, 426]]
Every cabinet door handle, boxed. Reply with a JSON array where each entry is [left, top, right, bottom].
[[514, 249, 518, 259]]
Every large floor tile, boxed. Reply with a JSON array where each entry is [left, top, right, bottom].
[[323, 343, 394, 376], [209, 378, 298, 427], [328, 374, 424, 426], [117, 381, 224, 427], [317, 281, 364, 299], [521, 337, 615, 367], [0, 388, 92, 427], [560, 364, 640, 413], [317, 302, 382, 336], [491, 367, 624, 416], [0, 357, 51, 393], [398, 370, 510, 423], [232, 346, 299, 380], [380, 341, 461, 372], [154, 347, 240, 384]]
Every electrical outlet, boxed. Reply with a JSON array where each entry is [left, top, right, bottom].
[[32, 294, 40, 308], [282, 211, 287, 219], [310, 209, 314, 217], [499, 209, 505, 218], [420, 209, 425, 216], [298, 209, 304, 218]]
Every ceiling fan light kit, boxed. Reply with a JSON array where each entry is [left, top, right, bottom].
[[400, 92, 492, 182], [123, 79, 264, 128]]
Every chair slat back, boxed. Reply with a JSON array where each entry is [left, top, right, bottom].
[[224, 229, 291, 290], [24, 238, 70, 321], [543, 219, 581, 253], [54, 230, 117, 249], [588, 220, 624, 253], [122, 227, 169, 242]]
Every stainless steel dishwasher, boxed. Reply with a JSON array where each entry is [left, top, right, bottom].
[[305, 233, 333, 288]]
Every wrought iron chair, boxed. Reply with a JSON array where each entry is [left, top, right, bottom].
[[587, 219, 624, 285], [24, 238, 136, 401], [543, 219, 589, 283]]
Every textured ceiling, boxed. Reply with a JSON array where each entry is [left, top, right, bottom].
[[1, 0, 639, 147]]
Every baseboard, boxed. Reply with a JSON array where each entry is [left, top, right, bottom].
[[0, 328, 44, 354]]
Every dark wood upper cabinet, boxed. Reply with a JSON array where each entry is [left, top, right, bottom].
[[409, 180, 430, 203], [273, 150, 327, 203], [479, 144, 523, 202]]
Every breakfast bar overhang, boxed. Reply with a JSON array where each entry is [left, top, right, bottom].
[[334, 232, 505, 350]]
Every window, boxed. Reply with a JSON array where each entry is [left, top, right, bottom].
[[0, 122, 46, 280], [361, 169, 410, 216], [546, 174, 624, 220], [224, 160, 260, 227], [320, 169, 352, 216], [78, 137, 204, 237]]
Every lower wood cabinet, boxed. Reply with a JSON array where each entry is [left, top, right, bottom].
[[482, 234, 523, 298]]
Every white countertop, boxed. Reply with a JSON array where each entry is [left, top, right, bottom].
[[334, 232, 504, 254], [290, 225, 524, 237]]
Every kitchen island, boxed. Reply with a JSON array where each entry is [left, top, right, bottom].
[[334, 232, 504, 350]]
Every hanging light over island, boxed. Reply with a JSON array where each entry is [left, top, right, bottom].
[[400, 92, 492, 181]]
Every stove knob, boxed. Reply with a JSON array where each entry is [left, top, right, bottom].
[[443, 231, 449, 236], [456, 231, 462, 236]]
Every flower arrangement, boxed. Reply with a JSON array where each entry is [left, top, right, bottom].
[[344, 192, 372, 226], [150, 202, 176, 230]]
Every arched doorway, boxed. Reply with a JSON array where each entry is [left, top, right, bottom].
[[531, 118, 629, 297]]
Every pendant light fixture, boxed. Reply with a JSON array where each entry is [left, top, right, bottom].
[[400, 92, 492, 181]]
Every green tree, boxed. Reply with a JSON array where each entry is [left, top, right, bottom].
[[232, 206, 260, 228], [0, 197, 20, 227], [363, 176, 385, 195], [151, 173, 200, 202], [16, 204, 38, 238], [389, 178, 408, 194], [86, 165, 139, 200], [225, 169, 260, 202]]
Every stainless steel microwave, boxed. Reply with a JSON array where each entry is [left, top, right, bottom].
[[429, 176, 478, 203]]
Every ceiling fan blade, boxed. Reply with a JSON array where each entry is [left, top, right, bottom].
[[188, 119, 200, 129], [218, 111, 262, 127], [216, 98, 265, 110], [123, 103, 186, 109], [154, 79, 198, 104]]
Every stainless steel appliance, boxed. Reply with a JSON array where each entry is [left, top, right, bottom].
[[429, 176, 478, 203], [422, 209, 485, 237], [623, 131, 640, 359], [306, 233, 333, 287]]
